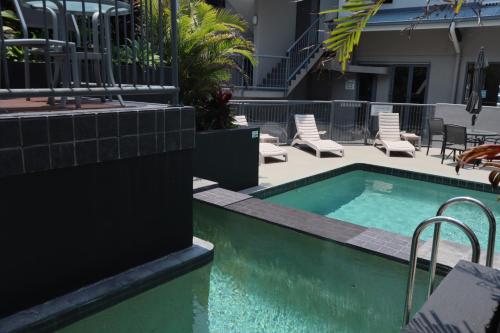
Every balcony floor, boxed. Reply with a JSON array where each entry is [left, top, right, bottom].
[[0, 97, 146, 113]]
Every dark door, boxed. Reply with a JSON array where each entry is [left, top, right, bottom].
[[358, 73, 376, 101], [295, 0, 320, 39]]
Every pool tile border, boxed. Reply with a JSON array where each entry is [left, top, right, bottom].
[[194, 187, 447, 273], [251, 163, 500, 199]]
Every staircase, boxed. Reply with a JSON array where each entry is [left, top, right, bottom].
[[231, 17, 324, 98]]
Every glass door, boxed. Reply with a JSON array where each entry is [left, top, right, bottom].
[[390, 65, 429, 135], [390, 65, 429, 104]]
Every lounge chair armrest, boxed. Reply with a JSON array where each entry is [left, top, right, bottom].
[[319, 131, 326, 135], [292, 131, 303, 141]]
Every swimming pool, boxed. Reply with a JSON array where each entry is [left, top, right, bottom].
[[58, 202, 430, 333], [265, 170, 500, 250]]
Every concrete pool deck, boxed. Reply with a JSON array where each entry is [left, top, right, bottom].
[[244, 145, 494, 194]]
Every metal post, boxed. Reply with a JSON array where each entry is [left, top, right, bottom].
[[170, 0, 179, 105], [403, 216, 480, 327]]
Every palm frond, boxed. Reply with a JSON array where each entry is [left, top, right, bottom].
[[323, 0, 468, 72]]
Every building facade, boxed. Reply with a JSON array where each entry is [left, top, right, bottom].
[[226, 0, 500, 105]]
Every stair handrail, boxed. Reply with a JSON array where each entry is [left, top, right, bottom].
[[286, 16, 322, 82], [403, 216, 481, 326], [426, 196, 496, 296]]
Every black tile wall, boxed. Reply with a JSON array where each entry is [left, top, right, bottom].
[[97, 113, 118, 138], [98, 138, 119, 162], [139, 111, 156, 134], [24, 146, 50, 173], [75, 114, 97, 140], [165, 131, 180, 151], [157, 133, 165, 153], [181, 130, 195, 149], [76, 141, 98, 165], [22, 117, 48, 146], [0, 106, 192, 178], [49, 116, 74, 143], [120, 136, 138, 159], [119, 111, 138, 136], [181, 107, 195, 129], [156, 110, 165, 133], [51, 143, 75, 169], [0, 119, 20, 149], [139, 134, 157, 155], [165, 109, 180, 132], [0, 148, 23, 177]]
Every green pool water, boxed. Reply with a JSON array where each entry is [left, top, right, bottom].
[[59, 202, 430, 333], [266, 170, 500, 250]]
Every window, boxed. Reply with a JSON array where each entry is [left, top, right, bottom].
[[464, 63, 500, 106], [390, 65, 428, 104]]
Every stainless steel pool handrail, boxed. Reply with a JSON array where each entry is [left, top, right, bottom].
[[402, 216, 480, 326], [427, 197, 496, 297]]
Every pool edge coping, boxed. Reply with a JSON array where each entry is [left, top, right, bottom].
[[194, 187, 452, 275], [0, 237, 214, 333]]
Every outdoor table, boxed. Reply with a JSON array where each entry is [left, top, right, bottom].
[[26, 0, 131, 100], [401, 132, 421, 150], [466, 128, 498, 145], [26, 0, 130, 16]]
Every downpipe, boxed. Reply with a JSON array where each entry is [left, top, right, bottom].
[[449, 22, 462, 104]]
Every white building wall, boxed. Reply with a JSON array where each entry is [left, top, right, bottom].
[[356, 29, 456, 103], [254, 0, 297, 56], [338, 0, 449, 10]]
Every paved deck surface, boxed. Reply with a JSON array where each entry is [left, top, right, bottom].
[[245, 145, 493, 193]]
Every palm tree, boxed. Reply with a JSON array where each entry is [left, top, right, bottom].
[[323, 0, 468, 72], [159, 0, 254, 107]]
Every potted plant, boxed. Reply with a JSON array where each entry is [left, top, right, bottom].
[[193, 90, 260, 190], [158, 0, 257, 190]]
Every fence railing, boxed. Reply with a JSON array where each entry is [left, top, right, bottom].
[[0, 0, 179, 105], [229, 100, 436, 145]]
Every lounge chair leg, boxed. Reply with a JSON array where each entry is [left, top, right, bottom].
[[316, 150, 321, 158], [386, 150, 390, 157]]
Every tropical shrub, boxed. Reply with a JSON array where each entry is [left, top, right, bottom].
[[157, 0, 254, 130]]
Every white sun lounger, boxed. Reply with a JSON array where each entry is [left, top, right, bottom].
[[233, 115, 278, 142], [374, 112, 416, 157], [291, 114, 344, 157], [259, 143, 288, 164]]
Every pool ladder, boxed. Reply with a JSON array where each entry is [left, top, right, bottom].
[[402, 196, 497, 326]]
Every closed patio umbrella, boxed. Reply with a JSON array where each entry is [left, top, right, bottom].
[[466, 47, 489, 126]]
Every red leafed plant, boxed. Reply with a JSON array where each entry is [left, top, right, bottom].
[[456, 144, 500, 188]]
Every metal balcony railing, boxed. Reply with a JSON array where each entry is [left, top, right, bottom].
[[229, 17, 323, 93], [0, 0, 179, 106]]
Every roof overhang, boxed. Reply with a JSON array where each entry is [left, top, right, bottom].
[[324, 63, 389, 75], [364, 18, 500, 32]]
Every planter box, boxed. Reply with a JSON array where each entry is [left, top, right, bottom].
[[194, 127, 259, 191]]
